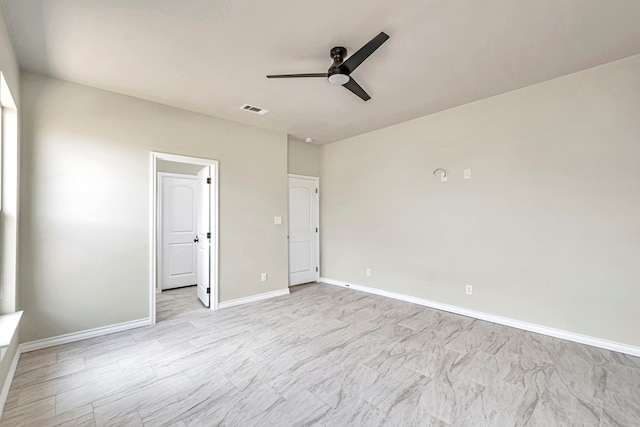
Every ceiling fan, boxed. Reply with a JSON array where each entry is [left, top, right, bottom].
[[266, 32, 389, 101]]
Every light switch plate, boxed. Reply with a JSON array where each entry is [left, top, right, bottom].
[[274, 216, 282, 225]]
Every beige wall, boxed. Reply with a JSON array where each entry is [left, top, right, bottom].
[[19, 73, 289, 342], [0, 1, 19, 102], [157, 159, 203, 176], [321, 55, 640, 347], [288, 138, 321, 177]]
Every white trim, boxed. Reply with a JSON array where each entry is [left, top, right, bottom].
[[0, 72, 19, 311], [217, 288, 290, 310], [0, 317, 150, 414], [150, 152, 220, 317], [153, 152, 217, 167], [19, 318, 151, 354], [210, 163, 220, 311], [0, 344, 20, 419], [149, 153, 157, 324], [0, 311, 22, 349], [1, 315, 149, 415], [319, 277, 640, 358], [287, 173, 318, 180]]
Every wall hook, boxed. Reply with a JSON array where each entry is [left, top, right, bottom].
[[433, 168, 447, 182]]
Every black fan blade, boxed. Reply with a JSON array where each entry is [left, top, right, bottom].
[[343, 78, 371, 101], [266, 73, 328, 78], [341, 32, 389, 74]]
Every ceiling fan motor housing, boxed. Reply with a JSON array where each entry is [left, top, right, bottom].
[[330, 46, 347, 63], [328, 46, 349, 84]]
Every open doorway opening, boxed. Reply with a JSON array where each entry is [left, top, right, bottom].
[[150, 152, 218, 324]]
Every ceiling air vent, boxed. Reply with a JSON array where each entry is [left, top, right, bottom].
[[240, 104, 269, 115]]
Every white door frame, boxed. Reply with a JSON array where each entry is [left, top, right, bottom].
[[288, 173, 320, 285], [150, 152, 219, 324], [157, 172, 198, 291]]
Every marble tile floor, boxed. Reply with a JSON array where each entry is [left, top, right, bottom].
[[2, 283, 640, 426]]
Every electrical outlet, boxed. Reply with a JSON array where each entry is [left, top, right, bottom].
[[261, 273, 268, 282], [366, 268, 371, 277], [464, 169, 471, 179], [465, 284, 473, 295]]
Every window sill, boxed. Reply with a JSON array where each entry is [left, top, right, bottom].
[[0, 311, 22, 360]]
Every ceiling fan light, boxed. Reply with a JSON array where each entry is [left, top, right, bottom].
[[328, 74, 350, 85]]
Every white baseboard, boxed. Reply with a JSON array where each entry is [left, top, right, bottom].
[[319, 277, 640, 358], [0, 317, 150, 416], [0, 344, 20, 419], [19, 318, 152, 354], [217, 288, 290, 310]]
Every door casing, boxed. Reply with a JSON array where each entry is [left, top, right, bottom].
[[150, 152, 219, 324]]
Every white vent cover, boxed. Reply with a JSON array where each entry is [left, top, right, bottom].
[[240, 104, 269, 115]]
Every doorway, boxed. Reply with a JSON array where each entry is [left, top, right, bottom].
[[288, 174, 320, 285], [150, 152, 219, 324]]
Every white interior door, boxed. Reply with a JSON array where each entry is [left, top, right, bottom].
[[196, 167, 211, 307], [288, 176, 319, 285], [160, 174, 197, 290]]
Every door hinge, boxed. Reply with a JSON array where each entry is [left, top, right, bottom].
[[315, 227, 318, 233], [206, 177, 211, 184], [207, 232, 211, 239], [206, 288, 210, 294], [316, 267, 318, 272], [315, 188, 318, 194]]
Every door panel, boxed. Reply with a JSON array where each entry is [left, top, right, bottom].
[[289, 241, 311, 273], [161, 175, 197, 290], [169, 243, 195, 275], [290, 187, 311, 231], [169, 187, 195, 231], [288, 176, 319, 285], [196, 167, 211, 307]]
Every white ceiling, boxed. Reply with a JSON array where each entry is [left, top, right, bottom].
[[5, 0, 640, 144]]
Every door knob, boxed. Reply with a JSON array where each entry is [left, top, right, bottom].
[[194, 236, 199, 243]]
